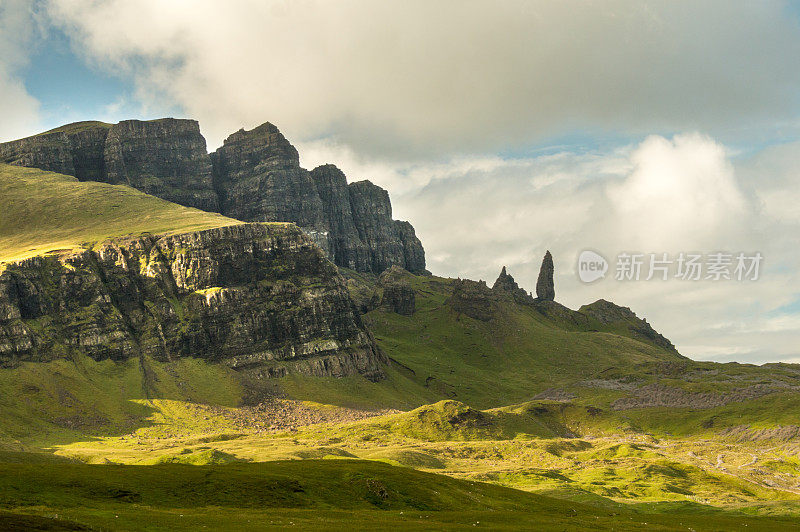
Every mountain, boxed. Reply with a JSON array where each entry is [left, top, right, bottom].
[[0, 119, 425, 274], [3, 154, 800, 529], [0, 164, 384, 385]]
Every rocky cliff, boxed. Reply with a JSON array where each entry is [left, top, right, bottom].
[[212, 124, 426, 274], [0, 121, 111, 180], [104, 119, 219, 212], [0, 119, 425, 275], [0, 223, 385, 380]]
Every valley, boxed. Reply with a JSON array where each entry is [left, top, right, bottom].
[[1, 121, 799, 530]]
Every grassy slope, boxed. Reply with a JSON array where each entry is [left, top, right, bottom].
[[0, 164, 239, 263], [356, 272, 682, 409], [39, 120, 112, 135], [2, 458, 797, 531], [3, 159, 800, 527]]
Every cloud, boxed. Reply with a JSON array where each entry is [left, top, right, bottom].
[[606, 133, 748, 251], [30, 2, 800, 363], [309, 133, 797, 363], [0, 1, 41, 141], [46, 0, 800, 155]]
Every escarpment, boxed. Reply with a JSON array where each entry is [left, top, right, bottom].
[[0, 119, 425, 274], [0, 223, 385, 380], [212, 124, 426, 274]]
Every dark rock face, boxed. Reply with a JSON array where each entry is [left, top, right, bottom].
[[0, 119, 218, 211], [447, 279, 496, 322], [379, 267, 415, 316], [536, 250, 555, 301], [0, 223, 385, 380], [67, 124, 111, 181], [309, 164, 369, 268], [0, 124, 111, 178], [492, 266, 534, 304], [211, 123, 325, 232], [1, 119, 426, 275], [211, 123, 425, 274], [395, 220, 426, 273], [104, 119, 219, 211], [578, 299, 678, 353], [348, 180, 414, 273], [0, 131, 74, 176]]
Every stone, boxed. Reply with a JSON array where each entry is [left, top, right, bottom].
[[379, 267, 415, 316], [578, 299, 677, 353], [104, 119, 219, 211], [1, 119, 427, 275], [0, 223, 386, 380], [447, 279, 497, 322], [309, 164, 369, 269], [492, 266, 534, 304], [536, 250, 555, 301], [211, 123, 426, 274]]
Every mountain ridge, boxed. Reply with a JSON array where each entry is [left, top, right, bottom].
[[0, 118, 425, 275]]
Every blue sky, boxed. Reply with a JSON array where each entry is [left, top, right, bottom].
[[2, 0, 799, 364]]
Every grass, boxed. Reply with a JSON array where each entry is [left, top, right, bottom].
[[2, 458, 799, 531], [361, 272, 683, 409], [39, 120, 113, 136], [0, 164, 240, 263]]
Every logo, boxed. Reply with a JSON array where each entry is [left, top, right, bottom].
[[578, 250, 608, 283]]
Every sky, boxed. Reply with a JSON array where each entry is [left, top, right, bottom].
[[1, 0, 799, 364]]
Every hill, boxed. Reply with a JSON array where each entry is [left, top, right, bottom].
[[1, 119, 425, 274], [3, 157, 800, 528], [0, 163, 239, 263]]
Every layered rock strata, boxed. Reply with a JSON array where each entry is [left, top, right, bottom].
[[1, 120, 425, 274], [0, 223, 385, 380]]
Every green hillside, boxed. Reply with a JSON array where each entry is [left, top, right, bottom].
[[0, 164, 239, 263], [6, 458, 797, 531], [3, 161, 800, 528]]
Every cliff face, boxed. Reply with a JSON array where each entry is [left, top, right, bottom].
[[104, 119, 219, 212], [212, 124, 426, 274], [211, 123, 326, 231], [0, 122, 115, 184], [0, 223, 385, 380], [0, 119, 426, 275]]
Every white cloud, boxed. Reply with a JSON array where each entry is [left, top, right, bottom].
[[46, 0, 800, 155], [0, 1, 41, 141], [30, 1, 800, 363], [606, 133, 748, 251], [314, 133, 797, 363]]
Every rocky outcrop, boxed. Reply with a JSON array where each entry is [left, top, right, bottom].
[[0, 121, 111, 180], [0, 223, 385, 380], [578, 299, 677, 353], [447, 279, 496, 321], [309, 164, 368, 268], [379, 267, 415, 316], [211, 123, 325, 232], [536, 250, 555, 301], [104, 119, 219, 211], [0, 119, 217, 211], [211, 123, 425, 274], [1, 119, 426, 275], [492, 266, 534, 304]]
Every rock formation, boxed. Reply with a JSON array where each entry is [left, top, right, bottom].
[[492, 266, 534, 304], [447, 279, 496, 321], [0, 120, 425, 275], [536, 251, 555, 301], [104, 119, 219, 211], [0, 223, 386, 380], [212, 124, 425, 274], [0, 121, 110, 179], [379, 266, 415, 316], [578, 299, 677, 353]]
